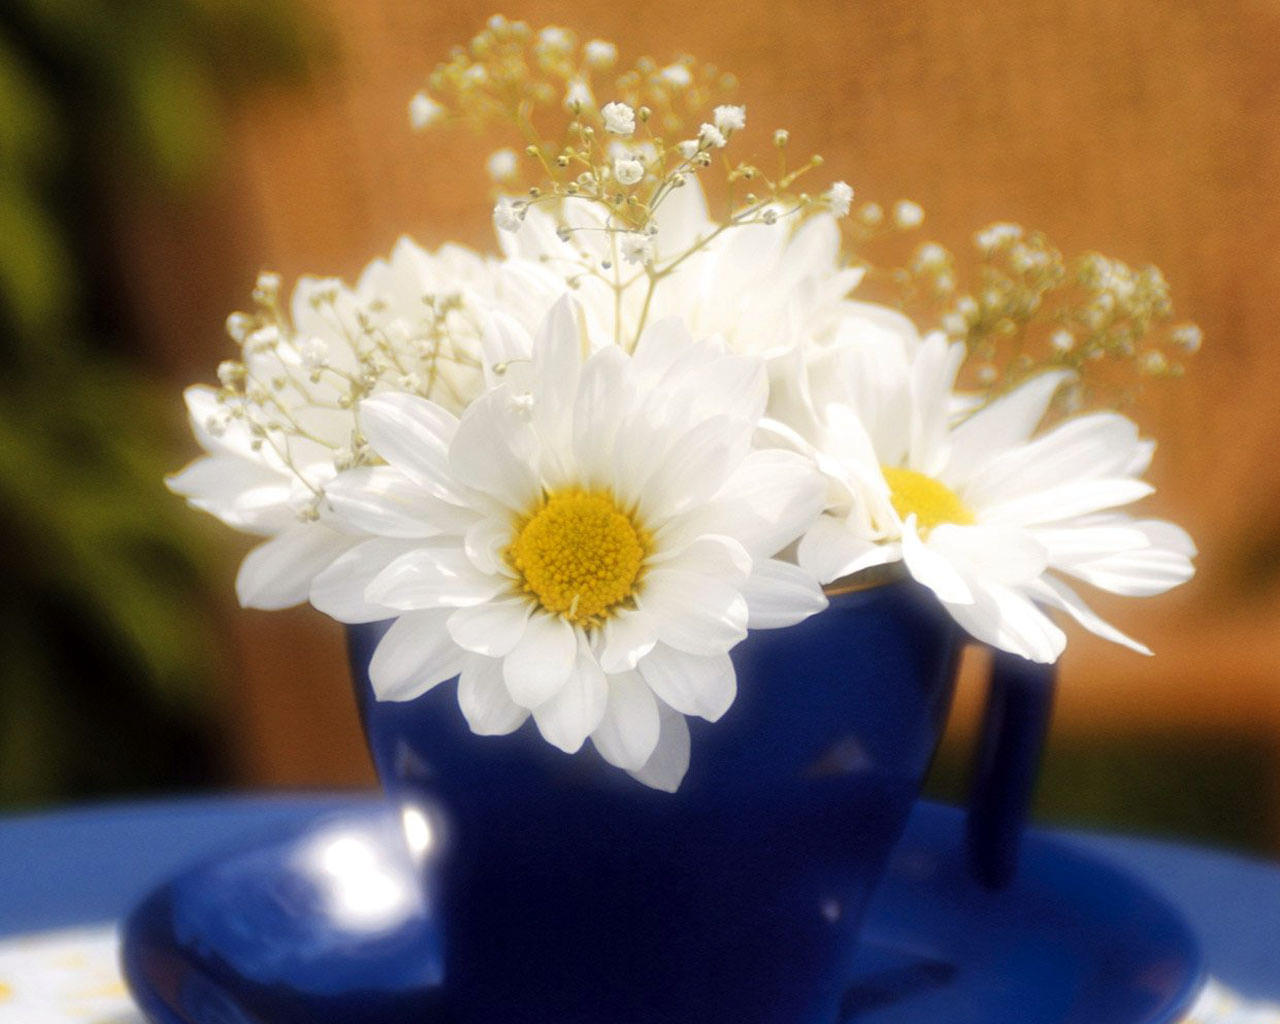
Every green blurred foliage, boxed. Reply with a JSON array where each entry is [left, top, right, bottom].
[[0, 0, 315, 805]]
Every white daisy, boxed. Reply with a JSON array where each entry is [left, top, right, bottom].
[[168, 238, 567, 610], [787, 330, 1195, 663], [316, 297, 828, 790]]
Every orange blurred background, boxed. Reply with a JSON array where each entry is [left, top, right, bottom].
[[7, 0, 1280, 851]]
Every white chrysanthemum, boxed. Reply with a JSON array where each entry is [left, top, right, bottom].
[[787, 330, 1195, 663], [169, 238, 568, 610], [315, 297, 828, 790], [500, 178, 864, 361]]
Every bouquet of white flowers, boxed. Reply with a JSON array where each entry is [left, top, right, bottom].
[[170, 16, 1196, 792]]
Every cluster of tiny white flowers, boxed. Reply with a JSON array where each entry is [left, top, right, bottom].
[[207, 268, 488, 500]]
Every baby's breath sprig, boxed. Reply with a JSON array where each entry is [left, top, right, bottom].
[[410, 16, 849, 333], [208, 271, 489, 516], [894, 224, 1199, 416]]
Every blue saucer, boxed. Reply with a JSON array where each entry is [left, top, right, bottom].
[[121, 800, 1203, 1024]]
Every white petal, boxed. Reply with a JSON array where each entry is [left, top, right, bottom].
[[703, 448, 826, 557], [742, 559, 829, 628], [235, 526, 352, 610], [908, 334, 965, 475], [591, 671, 661, 770], [631, 316, 690, 375], [1029, 522, 1153, 567], [638, 569, 749, 654], [531, 295, 585, 448], [167, 455, 288, 530], [964, 412, 1152, 509], [447, 598, 534, 656], [1029, 577, 1151, 656], [944, 370, 1073, 485], [637, 644, 736, 722], [448, 389, 540, 511], [324, 466, 472, 537], [502, 612, 578, 707], [368, 609, 467, 701], [944, 579, 1066, 664], [979, 477, 1155, 528], [572, 346, 631, 489], [1135, 517, 1197, 557], [463, 516, 517, 577], [796, 515, 896, 584], [310, 537, 420, 622], [628, 702, 691, 792], [531, 635, 608, 753], [1064, 541, 1195, 596], [927, 524, 1049, 586], [599, 608, 658, 673], [183, 385, 262, 461], [457, 655, 530, 734], [480, 310, 534, 373], [900, 517, 973, 605], [358, 393, 460, 500], [635, 415, 754, 522], [651, 534, 751, 584], [366, 546, 510, 609]]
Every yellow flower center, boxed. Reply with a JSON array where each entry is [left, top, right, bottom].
[[508, 489, 647, 625], [881, 465, 975, 533]]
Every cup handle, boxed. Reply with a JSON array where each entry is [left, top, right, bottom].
[[964, 649, 1058, 889]]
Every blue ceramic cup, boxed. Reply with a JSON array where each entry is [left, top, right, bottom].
[[348, 576, 1056, 1024]]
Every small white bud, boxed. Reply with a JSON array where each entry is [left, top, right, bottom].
[[563, 78, 594, 112], [613, 156, 645, 186], [825, 181, 855, 217], [297, 335, 330, 368], [1050, 329, 1075, 353], [658, 63, 692, 88], [486, 147, 520, 182], [620, 232, 654, 266], [1140, 350, 1168, 375], [409, 91, 445, 131], [584, 39, 617, 69], [914, 242, 948, 271], [507, 390, 536, 416], [773, 128, 790, 146], [601, 101, 636, 135], [697, 123, 727, 149], [675, 139, 699, 160], [975, 222, 1023, 254], [1171, 324, 1202, 353], [225, 312, 253, 343], [216, 360, 244, 388], [537, 26, 573, 54], [493, 198, 524, 233], [713, 104, 746, 134], [892, 199, 924, 229], [254, 271, 281, 298]]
